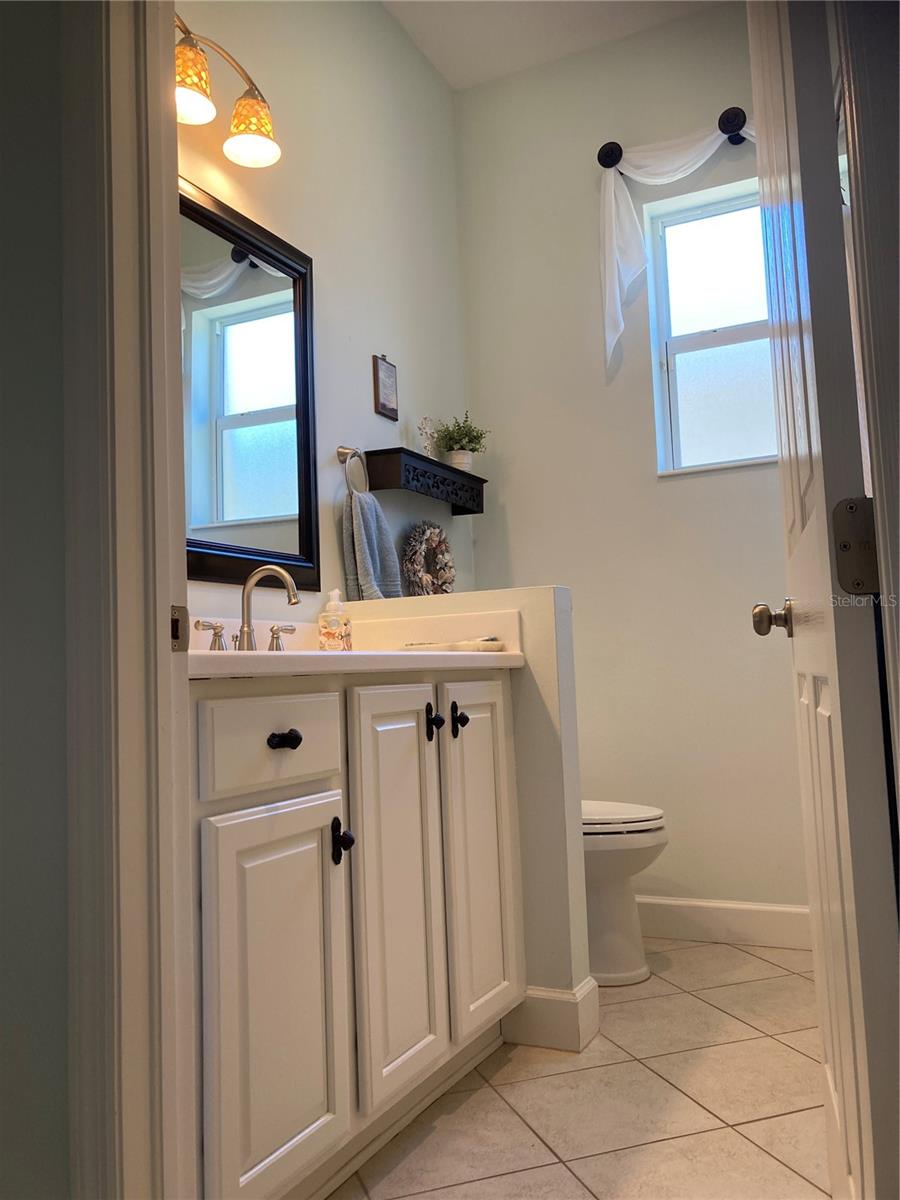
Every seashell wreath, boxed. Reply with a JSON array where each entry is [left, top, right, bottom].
[[402, 522, 456, 595]]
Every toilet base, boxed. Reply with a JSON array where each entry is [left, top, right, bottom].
[[585, 869, 649, 985], [591, 963, 650, 987]]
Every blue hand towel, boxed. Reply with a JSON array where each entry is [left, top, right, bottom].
[[342, 490, 402, 601]]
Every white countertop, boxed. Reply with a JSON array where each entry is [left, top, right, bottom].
[[188, 648, 525, 678]]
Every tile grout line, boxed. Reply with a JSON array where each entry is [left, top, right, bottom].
[[557, 1118, 831, 1198], [595, 977, 687, 1005], [475, 1050, 634, 1088], [599, 976, 817, 1047], [632, 1050, 737, 1128], [364, 1161, 575, 1200], [638, 1032, 825, 1123], [772, 1034, 824, 1064], [491, 1035, 743, 1171], [730, 1117, 831, 1197], [681, 969, 819, 1039], [560, 1126, 743, 1167], [636, 1019, 832, 1197], [479, 1069, 641, 1200], [689, 970, 794, 993], [732, 944, 817, 970], [482, 1071, 566, 1168], [596, 994, 771, 1061], [634, 1033, 770, 1062], [734, 1102, 826, 1129]]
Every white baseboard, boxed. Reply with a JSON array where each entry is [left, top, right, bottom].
[[636, 895, 811, 950], [501, 976, 600, 1052]]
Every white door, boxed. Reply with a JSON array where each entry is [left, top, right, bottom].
[[349, 684, 450, 1114], [438, 681, 525, 1041], [201, 791, 352, 1200], [748, 6, 897, 1199]]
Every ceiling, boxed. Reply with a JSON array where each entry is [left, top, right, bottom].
[[384, 1, 710, 91]]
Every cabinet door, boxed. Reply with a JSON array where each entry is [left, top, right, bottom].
[[202, 791, 351, 1200], [438, 681, 525, 1042], [349, 684, 450, 1114]]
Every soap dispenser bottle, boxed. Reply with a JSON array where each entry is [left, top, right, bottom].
[[318, 589, 352, 651]]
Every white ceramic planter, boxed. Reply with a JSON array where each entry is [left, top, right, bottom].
[[445, 450, 474, 472]]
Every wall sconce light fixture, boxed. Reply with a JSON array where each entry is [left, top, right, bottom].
[[175, 12, 281, 168]]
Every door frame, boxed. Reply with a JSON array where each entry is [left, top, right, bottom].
[[834, 0, 899, 791], [70, 2, 896, 1196], [66, 2, 193, 1197]]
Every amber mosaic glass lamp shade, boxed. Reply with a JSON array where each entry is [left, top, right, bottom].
[[223, 87, 282, 168], [175, 34, 216, 126]]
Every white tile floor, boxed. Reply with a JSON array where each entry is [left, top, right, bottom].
[[329, 940, 828, 1200]]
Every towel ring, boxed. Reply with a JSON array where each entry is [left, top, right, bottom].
[[337, 446, 370, 493]]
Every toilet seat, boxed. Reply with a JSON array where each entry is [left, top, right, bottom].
[[582, 800, 665, 835]]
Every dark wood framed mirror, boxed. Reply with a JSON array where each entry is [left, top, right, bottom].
[[179, 178, 319, 589]]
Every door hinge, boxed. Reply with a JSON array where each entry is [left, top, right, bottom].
[[832, 497, 879, 595], [171, 604, 190, 652]]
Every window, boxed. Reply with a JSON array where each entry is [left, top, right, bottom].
[[214, 303, 298, 523], [647, 184, 779, 473]]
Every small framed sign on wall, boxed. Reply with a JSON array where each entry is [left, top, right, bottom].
[[373, 354, 398, 421]]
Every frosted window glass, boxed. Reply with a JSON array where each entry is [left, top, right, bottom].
[[675, 339, 778, 467], [221, 421, 298, 520], [223, 310, 296, 415], [666, 207, 768, 335]]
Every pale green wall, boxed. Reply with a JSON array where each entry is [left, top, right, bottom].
[[0, 4, 70, 1196], [456, 3, 807, 906]]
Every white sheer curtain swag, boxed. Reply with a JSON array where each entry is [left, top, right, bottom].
[[601, 122, 756, 365], [180, 254, 285, 338]]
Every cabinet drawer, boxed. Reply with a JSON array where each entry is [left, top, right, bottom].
[[198, 693, 342, 802]]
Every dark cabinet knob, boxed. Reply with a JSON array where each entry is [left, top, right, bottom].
[[425, 702, 445, 741], [331, 817, 355, 864], [451, 701, 470, 738], [267, 728, 302, 750]]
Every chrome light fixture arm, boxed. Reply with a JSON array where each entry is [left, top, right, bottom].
[[175, 12, 268, 103]]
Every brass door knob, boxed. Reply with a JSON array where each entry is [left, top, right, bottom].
[[752, 599, 794, 638]]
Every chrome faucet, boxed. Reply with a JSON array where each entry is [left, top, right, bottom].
[[238, 565, 300, 650]]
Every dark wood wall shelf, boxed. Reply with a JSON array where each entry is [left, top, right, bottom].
[[364, 447, 486, 516]]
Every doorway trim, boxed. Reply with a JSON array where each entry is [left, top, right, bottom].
[[835, 0, 900, 790], [65, 3, 192, 1196]]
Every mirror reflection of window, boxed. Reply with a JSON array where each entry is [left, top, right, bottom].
[[180, 215, 299, 555]]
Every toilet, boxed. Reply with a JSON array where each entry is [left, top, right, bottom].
[[582, 801, 668, 985]]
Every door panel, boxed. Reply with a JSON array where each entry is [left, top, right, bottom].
[[438, 681, 525, 1041], [748, 5, 897, 1197], [349, 685, 450, 1114], [201, 791, 351, 1199]]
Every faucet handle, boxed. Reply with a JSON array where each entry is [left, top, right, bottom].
[[268, 623, 297, 652], [194, 619, 227, 651]]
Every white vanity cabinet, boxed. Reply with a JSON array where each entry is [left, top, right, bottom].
[[349, 684, 451, 1114], [193, 669, 525, 1200], [348, 681, 525, 1111], [201, 790, 352, 1200], [438, 681, 525, 1042]]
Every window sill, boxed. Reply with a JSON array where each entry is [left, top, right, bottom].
[[189, 515, 298, 533], [657, 455, 778, 479]]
